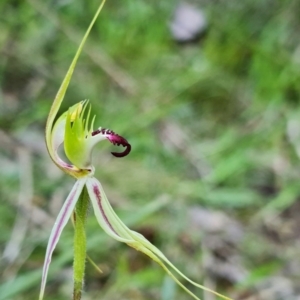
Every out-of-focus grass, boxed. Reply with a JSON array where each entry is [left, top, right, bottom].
[[1, 0, 300, 299]]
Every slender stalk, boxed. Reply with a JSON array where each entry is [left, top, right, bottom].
[[73, 187, 89, 300]]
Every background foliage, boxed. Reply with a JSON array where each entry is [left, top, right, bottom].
[[1, 0, 300, 299]]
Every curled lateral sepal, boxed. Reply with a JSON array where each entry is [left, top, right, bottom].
[[92, 128, 131, 158]]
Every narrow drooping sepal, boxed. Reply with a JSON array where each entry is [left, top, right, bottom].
[[85, 177, 231, 300], [39, 178, 86, 300]]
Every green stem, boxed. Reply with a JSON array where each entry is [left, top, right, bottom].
[[73, 187, 89, 300]]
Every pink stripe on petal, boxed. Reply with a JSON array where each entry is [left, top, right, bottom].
[[39, 178, 86, 300], [92, 183, 117, 234], [86, 177, 131, 243]]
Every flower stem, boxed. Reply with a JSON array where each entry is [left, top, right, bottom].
[[73, 186, 89, 300]]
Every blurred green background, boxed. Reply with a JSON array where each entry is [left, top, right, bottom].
[[1, 0, 300, 299]]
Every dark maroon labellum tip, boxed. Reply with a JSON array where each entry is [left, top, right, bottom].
[[111, 143, 131, 157], [92, 128, 131, 158], [107, 133, 131, 158]]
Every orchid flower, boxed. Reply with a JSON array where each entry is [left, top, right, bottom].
[[39, 1, 232, 300]]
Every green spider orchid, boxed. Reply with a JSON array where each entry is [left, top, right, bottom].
[[39, 1, 232, 300]]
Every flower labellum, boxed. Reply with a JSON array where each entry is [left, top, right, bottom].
[[92, 128, 131, 157]]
